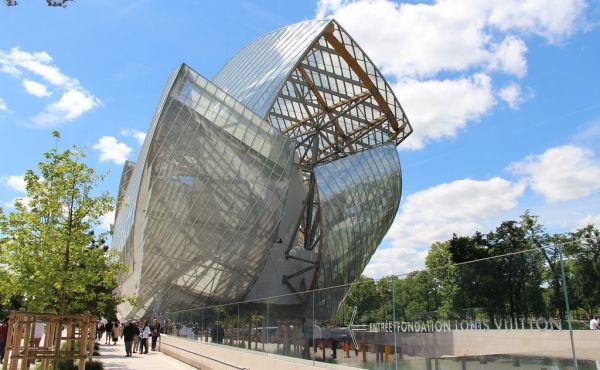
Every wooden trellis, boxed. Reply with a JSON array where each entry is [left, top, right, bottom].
[[1, 310, 97, 370]]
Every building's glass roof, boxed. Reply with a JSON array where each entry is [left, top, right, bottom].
[[214, 20, 331, 118], [214, 19, 412, 167]]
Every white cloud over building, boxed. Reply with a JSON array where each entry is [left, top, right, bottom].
[[121, 128, 147, 145], [315, 0, 587, 149], [92, 136, 133, 165]]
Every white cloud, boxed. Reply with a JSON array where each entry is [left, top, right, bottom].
[[363, 245, 428, 279], [489, 35, 528, 78], [99, 210, 115, 231], [4, 196, 31, 209], [316, 0, 585, 79], [486, 0, 588, 42], [0, 47, 101, 125], [509, 145, 600, 203], [121, 128, 147, 145], [0, 97, 7, 111], [22, 79, 51, 97], [395, 74, 495, 150], [366, 177, 525, 278], [92, 136, 133, 165], [0, 48, 69, 85], [571, 118, 600, 150], [318, 0, 489, 79], [498, 82, 528, 109], [316, 0, 587, 149], [6, 175, 26, 193], [576, 214, 600, 229], [33, 88, 101, 126]]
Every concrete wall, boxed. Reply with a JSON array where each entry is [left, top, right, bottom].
[[160, 331, 599, 370], [450, 330, 598, 360], [159, 335, 359, 370]]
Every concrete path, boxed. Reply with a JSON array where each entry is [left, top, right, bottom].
[[95, 341, 198, 370]]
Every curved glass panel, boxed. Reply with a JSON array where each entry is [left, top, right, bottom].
[[213, 20, 331, 118], [313, 143, 402, 316], [113, 65, 296, 318]]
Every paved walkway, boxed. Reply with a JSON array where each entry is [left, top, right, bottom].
[[95, 342, 198, 370]]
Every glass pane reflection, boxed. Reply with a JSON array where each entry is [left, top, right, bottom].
[[161, 247, 597, 370]]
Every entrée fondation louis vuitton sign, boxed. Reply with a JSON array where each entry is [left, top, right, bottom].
[[369, 317, 563, 333]]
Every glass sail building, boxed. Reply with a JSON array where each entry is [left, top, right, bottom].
[[112, 19, 413, 319]]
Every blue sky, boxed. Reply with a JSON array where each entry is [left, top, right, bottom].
[[1, 0, 599, 278]]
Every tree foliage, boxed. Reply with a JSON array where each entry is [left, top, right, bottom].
[[336, 212, 599, 325], [568, 225, 600, 315], [0, 134, 125, 316]]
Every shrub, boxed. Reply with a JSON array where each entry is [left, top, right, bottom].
[[85, 361, 104, 370], [51, 359, 77, 370]]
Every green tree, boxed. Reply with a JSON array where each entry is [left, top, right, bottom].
[[425, 241, 458, 319], [520, 211, 568, 320], [337, 275, 380, 323], [567, 225, 600, 316], [487, 219, 545, 320], [448, 233, 497, 320], [0, 132, 125, 316]]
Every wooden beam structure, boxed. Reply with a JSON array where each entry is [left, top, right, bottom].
[[323, 28, 399, 131]]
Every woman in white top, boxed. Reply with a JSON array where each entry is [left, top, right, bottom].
[[139, 320, 150, 354]]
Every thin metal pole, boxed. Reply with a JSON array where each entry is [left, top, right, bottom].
[[312, 291, 315, 366], [559, 245, 578, 370], [392, 277, 398, 370]]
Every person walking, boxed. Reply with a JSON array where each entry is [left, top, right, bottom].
[[111, 321, 121, 345], [0, 317, 9, 362], [122, 320, 135, 357], [139, 320, 150, 354], [136, 321, 144, 353], [104, 321, 113, 345], [132, 321, 140, 353], [150, 318, 161, 351], [96, 320, 105, 342]]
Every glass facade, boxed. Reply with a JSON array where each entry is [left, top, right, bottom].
[[113, 65, 297, 317], [113, 19, 413, 322], [165, 247, 592, 370], [313, 144, 402, 318], [111, 19, 596, 370]]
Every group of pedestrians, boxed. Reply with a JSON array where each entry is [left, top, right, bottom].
[[96, 318, 161, 357]]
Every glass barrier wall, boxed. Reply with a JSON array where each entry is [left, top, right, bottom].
[[163, 246, 599, 370]]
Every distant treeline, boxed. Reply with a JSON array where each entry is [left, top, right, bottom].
[[336, 212, 599, 327]]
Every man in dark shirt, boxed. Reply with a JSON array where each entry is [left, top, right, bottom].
[[104, 321, 113, 345], [122, 320, 135, 357]]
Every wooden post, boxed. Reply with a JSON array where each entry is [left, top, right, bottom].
[[361, 342, 366, 362], [2, 312, 97, 370], [20, 314, 32, 370], [88, 315, 96, 363], [78, 318, 86, 370], [10, 312, 22, 370]]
